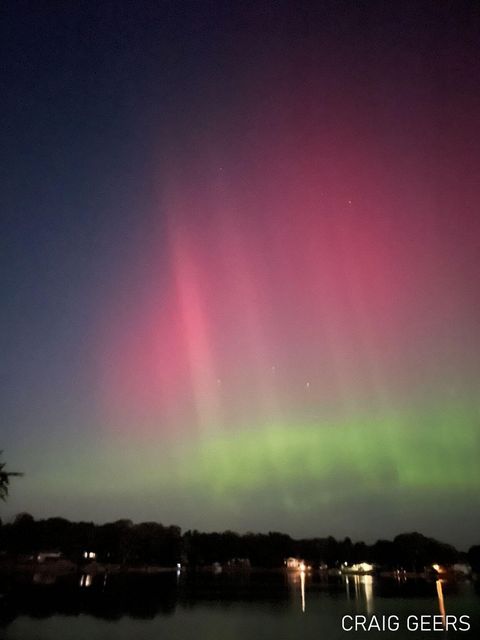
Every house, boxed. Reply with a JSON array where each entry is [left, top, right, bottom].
[[225, 558, 251, 570], [285, 557, 307, 571], [37, 551, 62, 563], [341, 562, 375, 574], [452, 563, 471, 576]]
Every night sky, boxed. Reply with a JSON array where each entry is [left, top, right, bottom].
[[2, 1, 480, 547]]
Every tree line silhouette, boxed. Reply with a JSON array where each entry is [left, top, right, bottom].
[[1, 513, 479, 572]]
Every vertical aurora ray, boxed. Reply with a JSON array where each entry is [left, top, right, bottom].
[[169, 222, 222, 433]]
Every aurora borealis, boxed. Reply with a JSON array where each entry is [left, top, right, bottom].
[[2, 1, 480, 546]]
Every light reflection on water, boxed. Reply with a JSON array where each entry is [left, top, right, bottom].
[[436, 578, 446, 627], [339, 574, 374, 613], [300, 569, 306, 613], [79, 574, 93, 588], [354, 574, 373, 614], [0, 572, 479, 640]]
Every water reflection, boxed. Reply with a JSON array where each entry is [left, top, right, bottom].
[[300, 568, 306, 613], [343, 573, 374, 614], [357, 574, 373, 614], [0, 570, 478, 638], [287, 566, 375, 615], [286, 567, 308, 612], [79, 574, 93, 588], [436, 579, 446, 628]]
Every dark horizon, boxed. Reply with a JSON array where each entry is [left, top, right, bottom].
[[1, 509, 477, 555]]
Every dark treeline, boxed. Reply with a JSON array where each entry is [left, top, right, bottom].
[[1, 513, 479, 572]]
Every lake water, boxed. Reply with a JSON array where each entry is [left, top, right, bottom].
[[1, 571, 479, 639]]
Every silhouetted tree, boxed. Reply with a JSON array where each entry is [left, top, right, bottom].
[[372, 539, 397, 568], [0, 452, 22, 500], [468, 545, 480, 573], [393, 532, 458, 571]]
